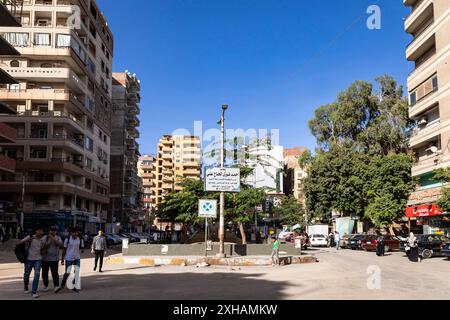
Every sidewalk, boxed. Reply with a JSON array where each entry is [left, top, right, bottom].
[[107, 254, 318, 267]]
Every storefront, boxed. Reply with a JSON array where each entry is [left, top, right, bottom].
[[406, 204, 450, 236]]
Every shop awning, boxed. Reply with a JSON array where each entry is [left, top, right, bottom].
[[406, 204, 444, 218]]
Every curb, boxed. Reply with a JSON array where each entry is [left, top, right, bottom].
[[106, 255, 318, 267]]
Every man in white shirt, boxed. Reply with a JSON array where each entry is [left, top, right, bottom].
[[59, 227, 84, 293]]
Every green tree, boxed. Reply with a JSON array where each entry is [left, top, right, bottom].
[[433, 168, 450, 213], [156, 178, 211, 241], [305, 75, 414, 228], [273, 196, 306, 227]]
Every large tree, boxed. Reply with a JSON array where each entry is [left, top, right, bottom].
[[305, 75, 414, 228]]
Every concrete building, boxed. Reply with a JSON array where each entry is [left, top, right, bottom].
[[0, 0, 114, 234], [0, 0, 22, 234], [243, 144, 284, 195], [110, 72, 141, 232], [154, 135, 201, 208], [138, 154, 156, 230], [405, 0, 450, 235], [283, 147, 308, 205]]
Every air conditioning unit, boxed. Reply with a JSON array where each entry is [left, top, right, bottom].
[[74, 155, 83, 162], [418, 117, 428, 125], [37, 19, 50, 26]]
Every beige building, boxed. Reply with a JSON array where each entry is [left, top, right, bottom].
[[137, 154, 156, 216], [405, 0, 450, 234], [110, 72, 141, 231], [0, 0, 113, 233], [153, 135, 201, 208], [283, 147, 308, 205]]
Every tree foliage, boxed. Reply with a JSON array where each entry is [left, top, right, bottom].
[[305, 75, 415, 228], [273, 196, 306, 227]]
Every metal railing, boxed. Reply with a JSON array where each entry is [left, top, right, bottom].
[[1, 0, 23, 18]]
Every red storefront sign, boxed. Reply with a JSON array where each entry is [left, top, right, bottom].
[[406, 204, 443, 218]]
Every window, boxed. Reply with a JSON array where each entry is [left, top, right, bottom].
[[64, 195, 72, 207], [56, 34, 71, 47], [409, 74, 438, 106], [34, 33, 51, 46], [85, 137, 94, 152], [1, 32, 29, 46], [10, 60, 19, 67]]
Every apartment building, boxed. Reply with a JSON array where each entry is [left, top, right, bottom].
[[0, 0, 114, 233], [243, 144, 284, 194], [405, 0, 450, 235], [138, 154, 156, 213], [153, 135, 201, 208], [283, 147, 308, 206], [110, 71, 141, 232], [0, 0, 22, 234]]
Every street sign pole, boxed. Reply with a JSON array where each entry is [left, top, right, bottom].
[[205, 217, 208, 257], [218, 105, 227, 258]]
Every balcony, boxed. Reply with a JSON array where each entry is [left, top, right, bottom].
[[409, 120, 441, 147], [405, 0, 432, 32], [0, 110, 84, 132], [0, 154, 15, 173], [2, 67, 87, 92], [0, 122, 16, 142], [0, 0, 23, 27], [406, 27, 435, 62], [412, 154, 450, 177]]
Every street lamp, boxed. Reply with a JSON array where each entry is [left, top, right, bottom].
[[218, 104, 228, 257]]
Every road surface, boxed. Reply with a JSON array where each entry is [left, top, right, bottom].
[[0, 247, 449, 300]]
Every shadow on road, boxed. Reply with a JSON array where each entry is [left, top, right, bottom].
[[0, 270, 293, 300]]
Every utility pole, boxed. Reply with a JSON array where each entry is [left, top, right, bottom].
[[218, 104, 228, 257], [20, 171, 26, 233]]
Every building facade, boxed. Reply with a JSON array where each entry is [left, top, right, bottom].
[[405, 0, 450, 235], [137, 154, 156, 229], [153, 135, 201, 208], [243, 144, 284, 194], [0, 0, 22, 235], [110, 71, 141, 232], [283, 146, 308, 205], [0, 0, 113, 234]]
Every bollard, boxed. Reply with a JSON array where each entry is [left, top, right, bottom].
[[122, 238, 129, 249]]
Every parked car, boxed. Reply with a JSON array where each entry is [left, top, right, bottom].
[[401, 234, 450, 259], [310, 234, 328, 247], [120, 233, 141, 243], [347, 234, 368, 250], [105, 233, 121, 246], [440, 242, 450, 258], [340, 234, 355, 249], [361, 235, 401, 252]]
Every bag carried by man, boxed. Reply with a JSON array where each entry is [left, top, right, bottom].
[[15, 242, 28, 263]]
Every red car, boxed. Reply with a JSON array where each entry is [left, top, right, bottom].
[[361, 235, 401, 252]]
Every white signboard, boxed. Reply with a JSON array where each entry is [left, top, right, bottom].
[[199, 200, 218, 218], [205, 168, 240, 192]]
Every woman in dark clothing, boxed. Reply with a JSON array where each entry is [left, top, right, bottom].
[[376, 235, 385, 256], [407, 233, 420, 262]]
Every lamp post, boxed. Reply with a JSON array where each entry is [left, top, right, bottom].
[[218, 104, 228, 257]]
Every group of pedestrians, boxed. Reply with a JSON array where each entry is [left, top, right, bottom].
[[16, 226, 107, 298]]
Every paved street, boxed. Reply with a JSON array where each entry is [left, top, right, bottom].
[[0, 247, 449, 300]]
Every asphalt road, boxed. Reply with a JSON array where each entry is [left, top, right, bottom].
[[0, 247, 449, 300]]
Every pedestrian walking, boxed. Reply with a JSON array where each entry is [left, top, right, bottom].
[[271, 236, 280, 266], [407, 232, 421, 262], [91, 230, 107, 272], [328, 232, 335, 248], [60, 228, 84, 293], [376, 235, 385, 257], [334, 232, 341, 251], [0, 224, 5, 243], [17, 226, 45, 298], [41, 226, 64, 293]]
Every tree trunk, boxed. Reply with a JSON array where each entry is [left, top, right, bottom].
[[239, 222, 247, 245]]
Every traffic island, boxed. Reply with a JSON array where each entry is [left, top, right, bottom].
[[106, 255, 318, 267]]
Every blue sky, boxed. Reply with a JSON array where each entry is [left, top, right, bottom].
[[97, 0, 412, 155]]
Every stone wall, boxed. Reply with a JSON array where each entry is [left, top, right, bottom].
[[123, 243, 301, 257]]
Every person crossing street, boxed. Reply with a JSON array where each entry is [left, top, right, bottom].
[[91, 230, 107, 273]]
